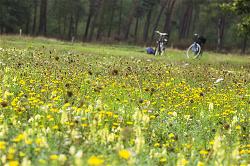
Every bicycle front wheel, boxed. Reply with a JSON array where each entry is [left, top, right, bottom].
[[154, 44, 160, 56], [186, 43, 201, 59], [160, 43, 165, 56]]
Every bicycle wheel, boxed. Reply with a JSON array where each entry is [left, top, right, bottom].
[[186, 43, 201, 59], [154, 44, 160, 56], [159, 43, 165, 55]]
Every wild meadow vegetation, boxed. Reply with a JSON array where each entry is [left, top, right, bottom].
[[0, 36, 249, 166]]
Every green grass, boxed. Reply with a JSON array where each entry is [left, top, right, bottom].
[[0, 35, 249, 166], [1, 35, 249, 65]]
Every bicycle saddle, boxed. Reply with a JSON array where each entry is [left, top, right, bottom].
[[155, 31, 168, 36]]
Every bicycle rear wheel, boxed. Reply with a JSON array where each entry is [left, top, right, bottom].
[[186, 43, 201, 59]]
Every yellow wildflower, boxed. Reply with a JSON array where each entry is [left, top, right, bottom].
[[87, 156, 104, 166], [168, 133, 175, 138], [236, 125, 241, 130], [7, 148, 16, 160], [50, 154, 59, 160], [126, 121, 133, 125], [154, 143, 160, 147], [197, 161, 204, 166], [180, 159, 188, 166], [150, 115, 156, 119], [25, 139, 32, 145], [0, 141, 6, 150], [52, 125, 59, 130], [19, 151, 26, 157], [9, 161, 19, 166], [119, 149, 131, 160], [160, 158, 167, 163], [8, 147, 16, 154], [239, 150, 250, 155], [82, 123, 88, 127], [19, 80, 25, 85], [113, 122, 119, 126], [168, 111, 177, 116], [13, 133, 25, 142], [209, 141, 214, 145], [199, 150, 209, 155]]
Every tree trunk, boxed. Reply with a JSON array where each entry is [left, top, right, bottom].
[[163, 0, 176, 34], [217, 16, 225, 51], [108, 4, 115, 38], [89, 13, 99, 41], [96, 2, 105, 40], [185, 7, 193, 37], [123, 0, 139, 40], [63, 16, 67, 38], [75, 11, 80, 37], [25, 18, 30, 34], [38, 0, 47, 36], [85, 0, 103, 41], [118, 0, 123, 36], [84, 13, 92, 41], [32, 0, 38, 35], [58, 17, 62, 38], [68, 15, 74, 40], [124, 18, 133, 40], [143, 8, 153, 42], [179, 4, 193, 39], [134, 17, 139, 42], [151, 5, 166, 41], [191, 4, 200, 35], [241, 35, 248, 54]]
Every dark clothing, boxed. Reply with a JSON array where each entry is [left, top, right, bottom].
[[197, 36, 206, 46]]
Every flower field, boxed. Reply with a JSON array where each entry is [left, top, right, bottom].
[[0, 36, 249, 166]]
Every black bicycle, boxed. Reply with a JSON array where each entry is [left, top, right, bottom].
[[186, 34, 206, 59], [154, 31, 169, 56]]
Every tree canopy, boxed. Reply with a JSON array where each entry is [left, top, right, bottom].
[[0, 0, 249, 53], [222, 0, 250, 35]]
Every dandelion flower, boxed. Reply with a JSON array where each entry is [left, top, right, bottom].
[[50, 154, 59, 160], [199, 150, 209, 155], [119, 149, 131, 160], [168, 133, 175, 139], [154, 143, 160, 147], [9, 161, 19, 166], [160, 158, 167, 163], [87, 156, 104, 166], [0, 141, 6, 150], [197, 161, 204, 166], [236, 125, 241, 130]]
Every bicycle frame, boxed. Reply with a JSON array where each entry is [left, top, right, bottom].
[[154, 31, 168, 56]]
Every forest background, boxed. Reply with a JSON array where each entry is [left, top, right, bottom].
[[0, 0, 249, 53]]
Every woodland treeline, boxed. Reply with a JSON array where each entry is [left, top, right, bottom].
[[0, 0, 249, 53]]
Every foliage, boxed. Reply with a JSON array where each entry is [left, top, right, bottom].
[[0, 0, 31, 32], [222, 0, 250, 35]]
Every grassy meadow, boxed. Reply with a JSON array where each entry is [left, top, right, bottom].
[[0, 35, 249, 166]]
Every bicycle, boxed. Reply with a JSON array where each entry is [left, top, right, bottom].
[[154, 31, 169, 56], [186, 34, 206, 59]]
